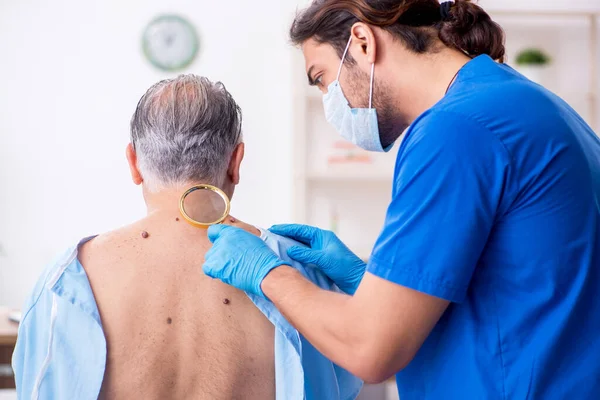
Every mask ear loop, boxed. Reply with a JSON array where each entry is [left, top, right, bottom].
[[369, 63, 374, 109], [337, 36, 353, 81]]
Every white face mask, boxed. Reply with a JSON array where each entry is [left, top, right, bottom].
[[322, 36, 392, 152]]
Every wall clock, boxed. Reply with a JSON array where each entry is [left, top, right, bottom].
[[142, 14, 199, 72]]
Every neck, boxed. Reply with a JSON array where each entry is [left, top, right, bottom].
[[141, 185, 259, 236], [144, 188, 184, 216], [142, 184, 233, 216], [386, 46, 471, 124]]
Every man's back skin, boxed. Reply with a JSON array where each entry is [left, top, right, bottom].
[[80, 213, 275, 400]]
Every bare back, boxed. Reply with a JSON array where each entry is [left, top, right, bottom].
[[79, 214, 275, 400]]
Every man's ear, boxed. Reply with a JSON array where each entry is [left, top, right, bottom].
[[126, 143, 143, 185], [350, 22, 377, 65], [227, 143, 245, 185]]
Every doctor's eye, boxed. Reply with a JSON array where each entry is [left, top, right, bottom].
[[315, 75, 323, 86]]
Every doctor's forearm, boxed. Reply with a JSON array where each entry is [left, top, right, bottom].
[[262, 266, 384, 382]]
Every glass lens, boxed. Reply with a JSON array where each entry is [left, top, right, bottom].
[[182, 187, 228, 224]]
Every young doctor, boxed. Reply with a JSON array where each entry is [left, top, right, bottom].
[[203, 1, 600, 399]]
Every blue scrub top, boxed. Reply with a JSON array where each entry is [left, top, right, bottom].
[[368, 55, 600, 399]]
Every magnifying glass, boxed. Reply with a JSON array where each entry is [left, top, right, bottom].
[[179, 184, 231, 228]]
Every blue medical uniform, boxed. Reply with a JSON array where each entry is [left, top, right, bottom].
[[368, 55, 600, 399]]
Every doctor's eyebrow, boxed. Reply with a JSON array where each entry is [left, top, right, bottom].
[[307, 66, 316, 86]]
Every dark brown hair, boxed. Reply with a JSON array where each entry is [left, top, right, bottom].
[[290, 0, 505, 63]]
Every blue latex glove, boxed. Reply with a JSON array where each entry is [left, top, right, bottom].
[[203, 224, 288, 298], [269, 224, 366, 295]]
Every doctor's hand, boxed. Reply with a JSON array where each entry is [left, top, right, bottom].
[[203, 225, 288, 299], [269, 224, 366, 295]]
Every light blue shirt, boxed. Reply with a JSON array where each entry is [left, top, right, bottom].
[[13, 229, 362, 400]]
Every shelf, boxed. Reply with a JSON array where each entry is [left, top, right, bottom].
[[495, 15, 592, 28], [486, 9, 599, 17], [479, 0, 600, 16], [307, 171, 393, 182]]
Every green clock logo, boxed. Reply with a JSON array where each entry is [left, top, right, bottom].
[[142, 15, 199, 72]]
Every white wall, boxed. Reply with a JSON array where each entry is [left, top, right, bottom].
[[0, 0, 301, 307], [1, 0, 598, 309]]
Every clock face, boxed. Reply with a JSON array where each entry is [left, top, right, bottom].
[[142, 15, 199, 72]]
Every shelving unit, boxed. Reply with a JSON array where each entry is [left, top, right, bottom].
[[291, 7, 600, 257]]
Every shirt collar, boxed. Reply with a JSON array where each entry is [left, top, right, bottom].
[[453, 54, 497, 86], [48, 235, 102, 325]]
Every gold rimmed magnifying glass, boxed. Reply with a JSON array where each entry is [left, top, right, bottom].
[[179, 184, 231, 228]]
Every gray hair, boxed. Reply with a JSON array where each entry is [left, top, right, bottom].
[[130, 74, 243, 191]]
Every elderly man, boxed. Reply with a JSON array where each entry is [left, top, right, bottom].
[[12, 75, 362, 400]]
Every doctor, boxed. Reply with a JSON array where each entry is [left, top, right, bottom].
[[204, 0, 600, 398]]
